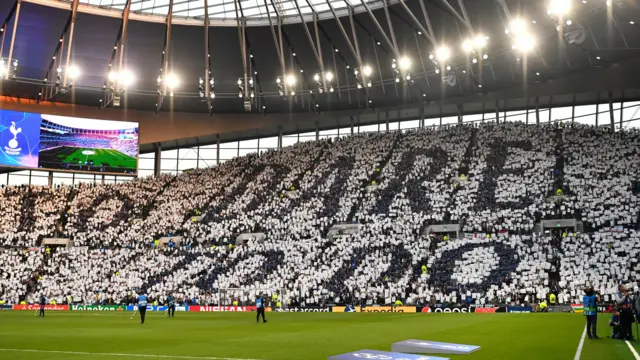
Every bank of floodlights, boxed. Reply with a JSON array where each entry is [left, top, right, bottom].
[[158, 72, 180, 97], [55, 64, 80, 89], [313, 71, 334, 93], [276, 74, 296, 96], [392, 57, 411, 83], [506, 18, 537, 54], [354, 66, 372, 89], [0, 58, 18, 79], [198, 76, 215, 99], [461, 35, 489, 64]]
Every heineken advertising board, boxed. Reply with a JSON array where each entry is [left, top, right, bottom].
[[71, 305, 126, 311]]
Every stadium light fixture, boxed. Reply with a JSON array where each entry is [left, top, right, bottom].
[[119, 70, 135, 88], [513, 33, 537, 53], [435, 46, 451, 62], [547, 0, 571, 16], [399, 57, 411, 70], [509, 18, 528, 35], [362, 66, 373, 77], [67, 65, 80, 80], [314, 74, 320, 81], [286, 74, 296, 86], [474, 35, 488, 49], [108, 71, 118, 82], [325, 72, 333, 82], [462, 39, 473, 53], [165, 73, 180, 89]]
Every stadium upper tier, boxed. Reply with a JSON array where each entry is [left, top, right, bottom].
[[0, 122, 639, 308]]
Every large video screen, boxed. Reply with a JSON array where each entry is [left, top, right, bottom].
[[0, 109, 139, 175]]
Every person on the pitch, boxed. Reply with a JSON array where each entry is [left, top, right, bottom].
[[583, 286, 599, 339], [256, 294, 267, 324], [167, 293, 176, 318], [138, 292, 148, 325], [38, 294, 46, 317]]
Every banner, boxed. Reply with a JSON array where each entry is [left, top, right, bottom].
[[0, 109, 41, 168], [13, 304, 69, 311], [125, 305, 188, 312], [473, 306, 505, 313], [418, 306, 473, 313], [506, 306, 533, 313], [331, 306, 416, 313], [72, 305, 125, 311], [188, 306, 259, 312], [0, 304, 13, 310], [275, 307, 331, 312]]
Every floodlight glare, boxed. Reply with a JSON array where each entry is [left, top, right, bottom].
[[363, 66, 372, 76], [286, 74, 296, 86], [0, 66, 5, 77], [165, 73, 180, 89], [314, 74, 320, 81], [67, 65, 80, 79], [462, 39, 473, 53], [399, 57, 411, 70], [509, 18, 528, 34], [119, 70, 135, 88], [435, 46, 450, 62], [547, 0, 571, 16], [513, 33, 537, 53], [108, 71, 118, 82], [325, 72, 333, 81], [474, 35, 488, 49]]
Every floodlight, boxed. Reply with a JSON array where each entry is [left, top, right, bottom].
[[276, 77, 281, 84], [237, 79, 242, 85], [325, 72, 333, 81], [474, 35, 488, 48], [547, 0, 571, 16], [57, 67, 63, 73], [286, 74, 296, 86], [165, 73, 180, 89], [119, 70, 135, 88], [462, 39, 473, 53], [363, 65, 372, 76], [108, 71, 118, 82], [314, 74, 320, 81], [329, 86, 334, 92], [0, 67, 5, 77], [435, 46, 450, 62], [513, 33, 537, 53], [510, 18, 528, 34], [399, 57, 411, 70], [67, 65, 80, 79]]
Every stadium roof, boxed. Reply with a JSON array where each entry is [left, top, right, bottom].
[[0, 0, 639, 115]]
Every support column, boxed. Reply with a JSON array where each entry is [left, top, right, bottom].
[[525, 98, 530, 125], [101, 175, 105, 184], [548, 96, 553, 122], [216, 135, 221, 165], [495, 101, 500, 125], [315, 121, 319, 141], [457, 104, 463, 124], [63, 0, 79, 87], [350, 116, 354, 135], [535, 97, 540, 125], [6, 0, 21, 80], [419, 106, 425, 128], [595, 93, 600, 127], [571, 94, 576, 123], [154, 143, 161, 177], [620, 90, 624, 129], [608, 91, 615, 132], [385, 111, 390, 132], [48, 171, 53, 186], [277, 126, 282, 149]]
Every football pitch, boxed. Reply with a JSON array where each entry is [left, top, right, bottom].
[[38, 147, 137, 171], [0, 312, 639, 360]]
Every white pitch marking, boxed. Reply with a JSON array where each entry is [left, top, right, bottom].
[[573, 325, 587, 360], [626, 341, 640, 360], [0, 348, 261, 360]]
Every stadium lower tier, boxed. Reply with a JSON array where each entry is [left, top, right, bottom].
[[0, 122, 639, 310]]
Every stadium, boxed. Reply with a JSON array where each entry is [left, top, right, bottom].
[[0, 0, 640, 360]]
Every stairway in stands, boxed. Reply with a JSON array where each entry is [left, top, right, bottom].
[[551, 125, 566, 197], [142, 176, 178, 220]]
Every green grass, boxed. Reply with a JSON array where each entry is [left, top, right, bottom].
[[40, 147, 136, 169], [0, 312, 638, 360]]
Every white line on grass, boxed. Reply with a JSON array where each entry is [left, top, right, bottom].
[[626, 341, 640, 360], [573, 325, 587, 360], [0, 348, 261, 360]]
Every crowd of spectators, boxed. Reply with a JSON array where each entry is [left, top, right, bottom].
[[0, 122, 639, 307]]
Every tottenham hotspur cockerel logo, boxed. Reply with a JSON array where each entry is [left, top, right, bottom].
[[4, 121, 22, 155]]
